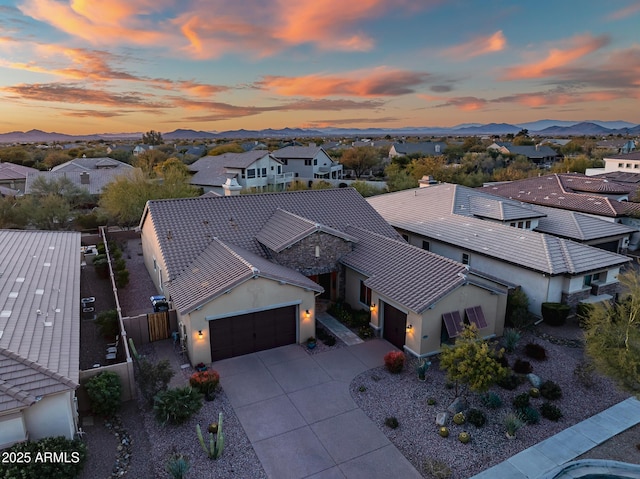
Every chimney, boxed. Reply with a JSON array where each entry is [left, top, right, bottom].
[[222, 177, 242, 196], [80, 172, 90, 184]]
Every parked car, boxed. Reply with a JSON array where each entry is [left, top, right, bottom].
[[150, 295, 169, 312]]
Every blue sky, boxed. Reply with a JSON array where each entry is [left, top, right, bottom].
[[0, 0, 639, 134]]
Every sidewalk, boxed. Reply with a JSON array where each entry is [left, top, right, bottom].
[[471, 396, 640, 479]]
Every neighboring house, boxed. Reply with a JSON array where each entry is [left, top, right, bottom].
[[596, 139, 636, 154], [601, 151, 640, 174], [133, 145, 153, 156], [487, 142, 560, 165], [106, 144, 134, 155], [0, 230, 81, 449], [484, 173, 640, 248], [188, 151, 292, 194], [271, 144, 343, 180], [368, 184, 630, 317], [388, 142, 447, 159], [0, 162, 39, 194], [25, 157, 138, 196], [240, 141, 267, 152], [138, 188, 507, 364]]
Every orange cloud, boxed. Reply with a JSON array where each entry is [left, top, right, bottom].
[[607, 2, 640, 20], [443, 31, 507, 60], [503, 34, 610, 80], [259, 67, 432, 97], [419, 94, 488, 111]]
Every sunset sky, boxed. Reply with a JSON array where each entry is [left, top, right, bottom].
[[1, 0, 639, 134]]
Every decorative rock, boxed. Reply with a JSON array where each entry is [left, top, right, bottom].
[[527, 373, 542, 388], [447, 397, 467, 414], [435, 412, 449, 426]]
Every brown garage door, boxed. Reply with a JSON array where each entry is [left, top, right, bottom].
[[383, 302, 407, 350], [209, 305, 297, 361]]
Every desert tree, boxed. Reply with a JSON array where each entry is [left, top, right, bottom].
[[340, 146, 381, 179], [142, 130, 164, 145]]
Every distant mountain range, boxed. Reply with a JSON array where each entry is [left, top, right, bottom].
[[0, 120, 638, 143]]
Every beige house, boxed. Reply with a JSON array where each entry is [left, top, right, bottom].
[[139, 189, 507, 364], [0, 230, 81, 449]]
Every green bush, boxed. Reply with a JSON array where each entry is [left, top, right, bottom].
[[95, 309, 119, 338], [541, 302, 571, 327], [92, 254, 109, 278], [513, 359, 533, 374], [466, 408, 486, 427], [540, 402, 563, 421], [512, 392, 530, 410], [524, 343, 547, 361], [502, 328, 521, 353], [520, 406, 540, 425], [137, 358, 175, 406], [154, 387, 203, 425], [540, 380, 562, 400], [85, 371, 121, 417], [480, 392, 503, 409], [497, 374, 520, 390], [1, 436, 87, 479], [115, 268, 130, 288], [576, 303, 594, 328]]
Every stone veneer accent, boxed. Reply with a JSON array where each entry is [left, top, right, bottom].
[[561, 289, 591, 312], [591, 281, 621, 298], [269, 231, 354, 276]]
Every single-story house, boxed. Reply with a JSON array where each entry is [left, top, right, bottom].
[[388, 142, 447, 159], [271, 144, 343, 180], [487, 143, 560, 165], [139, 188, 507, 364], [0, 162, 39, 194], [0, 230, 81, 449], [189, 151, 292, 194], [368, 184, 631, 316]]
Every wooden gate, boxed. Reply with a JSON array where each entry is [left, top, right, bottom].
[[147, 311, 170, 342]]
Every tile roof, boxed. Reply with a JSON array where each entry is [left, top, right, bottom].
[[503, 145, 558, 158], [142, 188, 401, 282], [272, 146, 324, 159], [50, 157, 132, 173], [484, 174, 631, 217], [168, 238, 322, 314], [605, 151, 640, 161], [25, 168, 140, 195], [188, 152, 276, 187], [0, 348, 77, 412], [391, 142, 447, 156], [590, 171, 640, 184], [0, 162, 39, 180], [256, 209, 358, 253], [0, 230, 80, 411], [341, 227, 466, 313], [367, 185, 629, 275], [469, 196, 544, 221]]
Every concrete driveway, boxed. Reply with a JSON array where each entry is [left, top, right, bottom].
[[213, 339, 422, 479]]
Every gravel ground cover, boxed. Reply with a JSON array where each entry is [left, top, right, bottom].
[[350, 329, 634, 479]]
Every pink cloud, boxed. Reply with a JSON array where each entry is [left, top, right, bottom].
[[503, 34, 610, 80], [607, 2, 640, 20], [259, 67, 432, 97], [443, 31, 507, 60]]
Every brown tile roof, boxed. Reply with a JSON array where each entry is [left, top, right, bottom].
[[484, 174, 629, 217], [256, 209, 358, 253], [605, 151, 640, 160], [142, 188, 400, 281], [341, 227, 467, 313], [0, 230, 80, 411], [469, 196, 544, 221], [168, 238, 322, 314]]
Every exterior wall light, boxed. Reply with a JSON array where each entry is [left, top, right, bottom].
[[198, 330, 203, 339], [406, 324, 413, 331], [305, 309, 311, 317]]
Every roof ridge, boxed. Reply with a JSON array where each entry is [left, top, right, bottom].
[[213, 237, 259, 274], [540, 235, 556, 274], [0, 347, 78, 389], [0, 379, 36, 407]]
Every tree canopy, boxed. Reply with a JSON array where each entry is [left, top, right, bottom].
[[207, 143, 244, 156], [142, 130, 164, 145], [340, 146, 382, 178], [584, 269, 640, 394]]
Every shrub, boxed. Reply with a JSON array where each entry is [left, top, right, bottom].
[[481, 392, 502, 409], [512, 392, 530, 410], [358, 325, 374, 339], [497, 373, 520, 390], [520, 406, 540, 425], [513, 359, 533, 374], [540, 402, 563, 421], [422, 458, 452, 479], [496, 355, 509, 369], [576, 303, 594, 328], [427, 398, 437, 406], [93, 254, 109, 278], [506, 287, 532, 329], [95, 309, 119, 338], [524, 343, 547, 361], [384, 350, 405, 373], [541, 302, 571, 327], [166, 452, 190, 479], [466, 408, 486, 428], [137, 358, 175, 406], [85, 371, 121, 418], [1, 436, 87, 479], [540, 380, 562, 400], [384, 416, 399, 429], [189, 369, 220, 396], [115, 268, 130, 288], [502, 328, 521, 353], [503, 412, 524, 436], [154, 387, 203, 425]]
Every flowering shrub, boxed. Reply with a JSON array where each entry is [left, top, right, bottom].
[[384, 351, 405, 373], [189, 369, 220, 395]]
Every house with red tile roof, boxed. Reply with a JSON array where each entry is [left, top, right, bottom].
[[138, 188, 507, 364]]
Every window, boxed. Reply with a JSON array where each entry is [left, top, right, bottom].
[[510, 222, 516, 227], [422, 240, 430, 251], [525, 220, 531, 229], [583, 274, 593, 287], [247, 168, 256, 179], [618, 163, 624, 168], [462, 253, 470, 265], [635, 164, 639, 169], [270, 166, 274, 171], [261, 167, 267, 176], [313, 159, 318, 165], [277, 165, 282, 174], [627, 163, 632, 169], [359, 280, 372, 305], [305, 159, 312, 166]]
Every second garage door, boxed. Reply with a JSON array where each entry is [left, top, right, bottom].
[[209, 305, 297, 361]]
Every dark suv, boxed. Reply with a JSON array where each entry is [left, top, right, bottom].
[[150, 295, 169, 312]]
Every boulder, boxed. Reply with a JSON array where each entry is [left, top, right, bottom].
[[436, 412, 449, 426], [527, 373, 542, 388], [447, 397, 467, 414]]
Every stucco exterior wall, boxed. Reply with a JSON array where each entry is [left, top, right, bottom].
[[23, 391, 76, 441], [271, 231, 353, 276], [182, 277, 316, 365], [0, 413, 27, 449], [141, 214, 169, 296]]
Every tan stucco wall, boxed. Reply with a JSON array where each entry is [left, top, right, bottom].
[[0, 412, 27, 449], [181, 277, 317, 365], [23, 391, 76, 441], [140, 213, 169, 296]]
